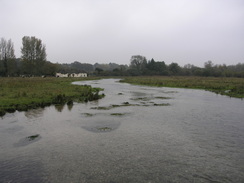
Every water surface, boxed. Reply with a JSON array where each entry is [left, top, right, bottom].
[[0, 79, 243, 183]]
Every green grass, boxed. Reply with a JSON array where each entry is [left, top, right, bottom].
[[120, 76, 244, 98], [0, 77, 103, 116]]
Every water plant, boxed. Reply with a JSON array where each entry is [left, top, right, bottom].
[[27, 134, 40, 141], [153, 103, 170, 106], [110, 113, 126, 116], [155, 96, 172, 99], [130, 97, 150, 101], [91, 106, 112, 110], [91, 101, 170, 110], [97, 127, 112, 131]]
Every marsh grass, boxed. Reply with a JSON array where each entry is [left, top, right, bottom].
[[0, 77, 103, 116], [120, 76, 244, 98]]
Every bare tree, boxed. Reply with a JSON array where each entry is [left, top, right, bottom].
[[130, 55, 147, 71], [0, 38, 15, 60], [0, 38, 16, 76]]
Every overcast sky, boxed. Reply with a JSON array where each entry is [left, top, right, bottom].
[[1, 0, 244, 66]]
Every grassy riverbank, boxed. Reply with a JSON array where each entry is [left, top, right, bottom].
[[120, 76, 244, 98], [0, 77, 104, 116]]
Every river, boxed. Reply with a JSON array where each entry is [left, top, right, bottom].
[[0, 79, 243, 183]]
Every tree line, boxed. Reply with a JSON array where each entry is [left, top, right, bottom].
[[0, 37, 243, 77], [127, 55, 244, 77]]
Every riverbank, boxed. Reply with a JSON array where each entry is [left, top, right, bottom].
[[120, 76, 244, 98], [0, 77, 104, 117]]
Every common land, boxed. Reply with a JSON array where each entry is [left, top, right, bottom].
[[0, 77, 103, 116], [120, 76, 244, 98]]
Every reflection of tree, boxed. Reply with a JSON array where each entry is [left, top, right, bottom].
[[25, 108, 44, 119], [67, 103, 73, 111], [55, 104, 65, 112]]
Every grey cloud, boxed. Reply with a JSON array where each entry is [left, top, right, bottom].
[[1, 0, 243, 66]]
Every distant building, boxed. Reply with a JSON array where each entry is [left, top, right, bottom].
[[56, 73, 87, 78]]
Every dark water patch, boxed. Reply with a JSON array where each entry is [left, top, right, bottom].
[[0, 159, 47, 183], [155, 96, 172, 99], [153, 103, 171, 106], [14, 134, 41, 147], [161, 91, 178, 94], [81, 120, 120, 133], [131, 97, 151, 101], [118, 93, 123, 95], [111, 103, 140, 108], [122, 102, 129, 105], [131, 96, 172, 101], [81, 113, 95, 117], [110, 113, 127, 116]]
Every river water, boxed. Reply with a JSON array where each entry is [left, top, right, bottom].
[[0, 79, 243, 183]]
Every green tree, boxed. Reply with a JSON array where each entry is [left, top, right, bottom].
[[21, 36, 47, 75], [203, 60, 214, 76], [169, 62, 181, 75]]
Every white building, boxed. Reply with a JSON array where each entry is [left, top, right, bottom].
[[56, 73, 87, 78]]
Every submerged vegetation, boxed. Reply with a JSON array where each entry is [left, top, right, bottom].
[[120, 76, 244, 98], [27, 134, 40, 141], [97, 127, 112, 132], [110, 113, 127, 116], [91, 101, 171, 110], [0, 77, 104, 116]]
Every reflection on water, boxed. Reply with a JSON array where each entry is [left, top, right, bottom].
[[0, 79, 244, 183], [54, 103, 74, 112], [54, 104, 65, 112], [67, 103, 73, 111], [25, 108, 44, 119]]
